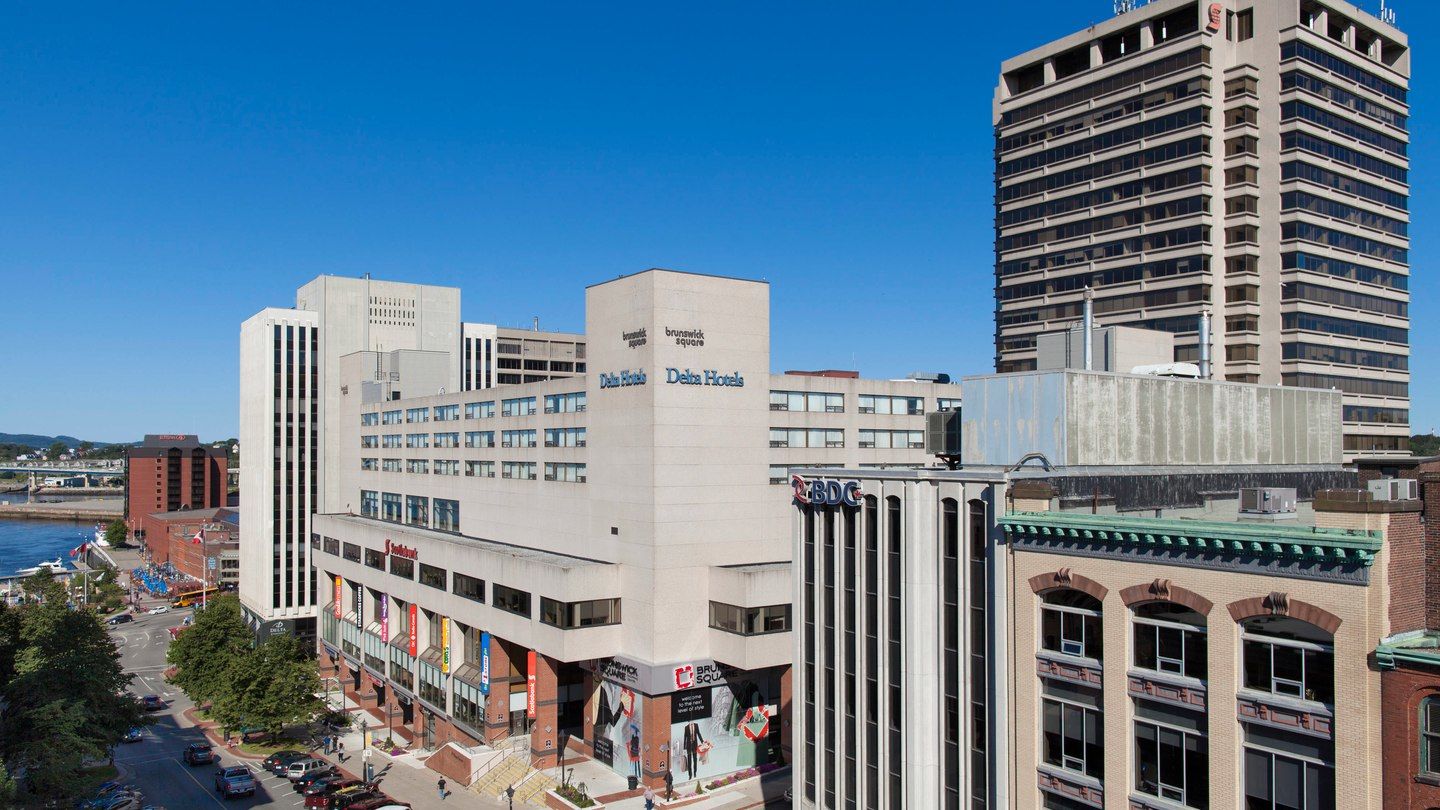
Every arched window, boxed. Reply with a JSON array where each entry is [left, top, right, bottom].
[[1422, 697, 1440, 776], [1040, 589, 1102, 661], [1132, 602, 1207, 680], [1240, 615, 1333, 704]]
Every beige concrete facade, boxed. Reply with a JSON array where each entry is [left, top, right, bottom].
[[1006, 515, 1392, 809], [993, 0, 1411, 458]]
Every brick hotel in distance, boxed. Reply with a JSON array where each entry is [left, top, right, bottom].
[[244, 268, 959, 789]]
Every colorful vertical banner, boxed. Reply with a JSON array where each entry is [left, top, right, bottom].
[[333, 576, 342, 619], [352, 583, 362, 627], [408, 604, 418, 656], [379, 594, 389, 640], [526, 650, 537, 719], [479, 632, 491, 695], [441, 617, 450, 674]]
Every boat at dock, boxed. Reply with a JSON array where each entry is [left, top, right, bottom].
[[15, 558, 68, 576]]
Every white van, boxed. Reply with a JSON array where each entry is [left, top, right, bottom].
[[285, 758, 328, 780]]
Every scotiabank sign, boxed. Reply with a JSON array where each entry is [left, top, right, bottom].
[[791, 474, 863, 507], [384, 538, 417, 560]]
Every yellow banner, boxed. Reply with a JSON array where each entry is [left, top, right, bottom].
[[441, 616, 450, 674]]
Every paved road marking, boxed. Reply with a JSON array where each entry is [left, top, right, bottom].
[[171, 757, 228, 807]]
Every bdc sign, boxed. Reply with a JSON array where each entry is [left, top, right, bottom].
[[791, 474, 863, 507]]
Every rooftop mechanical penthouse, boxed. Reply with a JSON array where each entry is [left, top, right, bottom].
[[309, 268, 960, 788]]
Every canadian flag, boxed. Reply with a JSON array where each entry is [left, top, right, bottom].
[[69, 542, 88, 557], [191, 528, 204, 545]]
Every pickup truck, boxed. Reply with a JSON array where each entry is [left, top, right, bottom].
[[214, 765, 256, 799]]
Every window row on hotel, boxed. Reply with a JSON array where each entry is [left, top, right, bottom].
[[360, 393, 586, 427], [768, 391, 959, 414]]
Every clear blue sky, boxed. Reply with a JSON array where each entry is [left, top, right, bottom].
[[1, 2, 1435, 442]]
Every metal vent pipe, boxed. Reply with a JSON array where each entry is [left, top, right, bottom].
[[1082, 287, 1094, 371], [1198, 309, 1212, 379]]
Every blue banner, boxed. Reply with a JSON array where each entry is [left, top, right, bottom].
[[479, 632, 491, 695]]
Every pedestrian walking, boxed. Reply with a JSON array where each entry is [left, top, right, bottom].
[[664, 768, 674, 800], [338, 740, 345, 762], [643, 785, 656, 810], [322, 734, 331, 754], [438, 776, 447, 800]]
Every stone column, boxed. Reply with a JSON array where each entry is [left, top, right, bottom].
[[529, 652, 560, 769]]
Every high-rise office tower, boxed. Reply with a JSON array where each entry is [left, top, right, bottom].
[[238, 277, 462, 639], [992, 0, 1409, 459]]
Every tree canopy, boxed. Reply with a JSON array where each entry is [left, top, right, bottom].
[[0, 596, 144, 802], [168, 595, 322, 739]]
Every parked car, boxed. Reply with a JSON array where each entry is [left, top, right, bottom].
[[263, 749, 308, 774], [121, 727, 143, 743], [147, 605, 170, 615], [285, 757, 328, 781], [347, 798, 398, 810], [182, 743, 213, 765], [368, 805, 411, 810], [107, 614, 134, 625], [302, 776, 360, 798], [348, 798, 399, 810], [328, 791, 380, 810], [140, 695, 164, 711], [214, 765, 255, 799], [305, 783, 366, 808], [293, 768, 339, 793]]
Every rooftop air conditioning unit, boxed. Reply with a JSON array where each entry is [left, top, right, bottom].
[[925, 408, 962, 464], [1239, 487, 1297, 518], [1368, 478, 1418, 502]]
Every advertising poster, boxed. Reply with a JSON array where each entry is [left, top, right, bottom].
[[480, 632, 491, 695], [379, 594, 388, 639], [593, 678, 642, 779], [441, 617, 450, 673], [333, 576, 342, 618], [668, 670, 780, 781]]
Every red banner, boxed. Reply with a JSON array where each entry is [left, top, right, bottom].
[[408, 604, 418, 656], [526, 650, 537, 719]]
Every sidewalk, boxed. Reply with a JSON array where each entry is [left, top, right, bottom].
[[317, 697, 509, 809]]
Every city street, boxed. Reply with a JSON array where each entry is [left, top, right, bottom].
[[108, 609, 293, 809]]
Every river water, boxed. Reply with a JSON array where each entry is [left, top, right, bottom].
[[0, 492, 110, 574]]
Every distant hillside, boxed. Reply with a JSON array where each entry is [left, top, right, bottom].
[[0, 433, 128, 449]]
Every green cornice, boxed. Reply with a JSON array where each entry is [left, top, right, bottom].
[[1000, 511, 1382, 567]]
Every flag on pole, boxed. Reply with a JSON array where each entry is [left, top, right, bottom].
[[69, 542, 88, 557], [191, 528, 204, 545]]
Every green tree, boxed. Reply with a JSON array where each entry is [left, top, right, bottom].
[[215, 634, 322, 740], [1411, 433, 1440, 457], [21, 570, 65, 605], [166, 595, 252, 708], [77, 441, 94, 454], [1, 597, 144, 801], [104, 519, 129, 549], [46, 441, 66, 459]]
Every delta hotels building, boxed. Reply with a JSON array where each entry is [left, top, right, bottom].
[[245, 268, 960, 786], [992, 0, 1410, 458]]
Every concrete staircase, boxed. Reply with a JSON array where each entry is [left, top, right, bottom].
[[470, 750, 532, 800], [513, 769, 559, 805]]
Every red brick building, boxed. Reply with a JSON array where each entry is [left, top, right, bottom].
[[1363, 460, 1440, 808], [125, 434, 227, 547], [143, 507, 239, 588]]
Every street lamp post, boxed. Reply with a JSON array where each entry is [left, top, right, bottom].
[[361, 719, 371, 784]]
